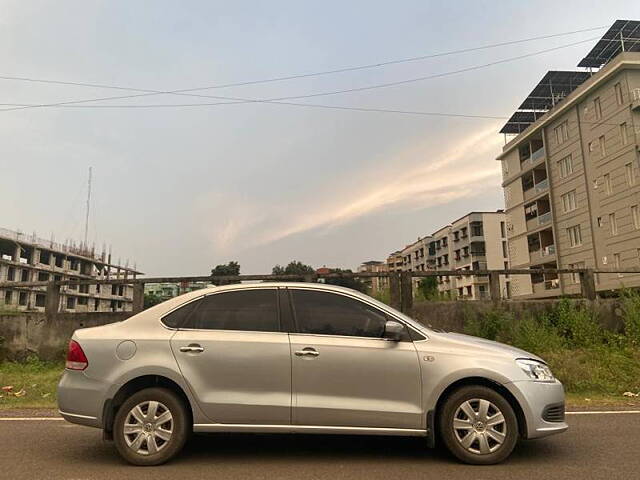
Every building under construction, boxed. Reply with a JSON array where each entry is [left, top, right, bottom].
[[0, 228, 141, 312]]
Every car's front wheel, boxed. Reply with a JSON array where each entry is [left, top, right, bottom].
[[113, 387, 190, 466], [439, 385, 518, 465]]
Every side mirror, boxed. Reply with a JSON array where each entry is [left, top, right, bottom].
[[383, 320, 405, 342]]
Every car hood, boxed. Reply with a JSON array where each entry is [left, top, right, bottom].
[[434, 332, 545, 363]]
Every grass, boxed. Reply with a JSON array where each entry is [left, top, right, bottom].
[[0, 357, 62, 410]]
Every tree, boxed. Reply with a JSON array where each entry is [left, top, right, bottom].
[[143, 292, 164, 310], [272, 261, 315, 276], [416, 276, 439, 301], [323, 268, 366, 293], [211, 261, 240, 285]]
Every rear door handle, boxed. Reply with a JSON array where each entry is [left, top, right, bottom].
[[180, 344, 204, 353], [295, 348, 319, 357]]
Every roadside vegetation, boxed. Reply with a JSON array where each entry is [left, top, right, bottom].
[[463, 292, 640, 405], [0, 356, 62, 409]]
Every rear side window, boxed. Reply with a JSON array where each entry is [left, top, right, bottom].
[[181, 289, 279, 332], [161, 299, 201, 328], [291, 289, 387, 338]]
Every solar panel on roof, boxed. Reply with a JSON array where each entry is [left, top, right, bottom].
[[499, 71, 590, 135], [499, 111, 541, 135], [577, 19, 640, 68]]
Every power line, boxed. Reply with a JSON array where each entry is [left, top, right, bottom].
[[0, 25, 606, 97], [0, 36, 599, 113]]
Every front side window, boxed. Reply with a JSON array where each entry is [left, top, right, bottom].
[[291, 289, 388, 338], [181, 289, 279, 332]]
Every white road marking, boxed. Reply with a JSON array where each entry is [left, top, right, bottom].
[[0, 417, 64, 421], [566, 410, 640, 415]]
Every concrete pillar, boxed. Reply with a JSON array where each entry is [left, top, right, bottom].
[[45, 281, 61, 319], [132, 283, 144, 313], [489, 272, 501, 303], [580, 270, 597, 300], [13, 245, 21, 262], [400, 272, 413, 314]]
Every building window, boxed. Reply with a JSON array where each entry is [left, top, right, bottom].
[[35, 294, 46, 308], [594, 97, 602, 120], [554, 121, 569, 144], [626, 162, 636, 186], [19, 292, 28, 306], [609, 213, 618, 236], [500, 221, 506, 238], [599, 135, 606, 156], [621, 123, 628, 145], [614, 82, 623, 105], [4, 290, 12, 304], [613, 253, 622, 276], [66, 297, 76, 309], [561, 190, 577, 213], [557, 155, 573, 178], [568, 225, 582, 247], [632, 205, 640, 230], [604, 173, 612, 195], [37, 272, 49, 282]]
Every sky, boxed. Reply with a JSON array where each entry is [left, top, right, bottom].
[[1, 1, 639, 275]]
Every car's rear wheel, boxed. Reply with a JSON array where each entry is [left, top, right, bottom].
[[113, 387, 189, 466], [439, 385, 518, 465]]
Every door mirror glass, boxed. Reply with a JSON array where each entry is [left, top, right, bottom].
[[383, 320, 405, 341]]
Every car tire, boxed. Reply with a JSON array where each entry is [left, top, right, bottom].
[[438, 385, 518, 465], [113, 387, 190, 466]]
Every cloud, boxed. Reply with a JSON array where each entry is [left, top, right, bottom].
[[201, 123, 503, 253]]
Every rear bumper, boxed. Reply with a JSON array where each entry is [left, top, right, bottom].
[[506, 379, 568, 439], [57, 370, 107, 429]]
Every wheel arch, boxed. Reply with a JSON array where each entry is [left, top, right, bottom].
[[102, 374, 194, 440], [429, 376, 528, 446]]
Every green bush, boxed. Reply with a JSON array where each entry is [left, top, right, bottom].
[[620, 289, 640, 347]]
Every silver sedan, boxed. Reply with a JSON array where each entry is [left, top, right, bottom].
[[58, 283, 567, 465]]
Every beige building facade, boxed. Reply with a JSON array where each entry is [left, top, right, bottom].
[[499, 52, 640, 298]]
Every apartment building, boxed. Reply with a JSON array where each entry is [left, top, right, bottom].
[[498, 28, 640, 298], [357, 260, 389, 294], [431, 212, 509, 299], [386, 250, 404, 273], [0, 228, 140, 312], [384, 211, 508, 300]]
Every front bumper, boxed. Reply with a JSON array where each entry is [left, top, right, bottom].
[[507, 379, 568, 439]]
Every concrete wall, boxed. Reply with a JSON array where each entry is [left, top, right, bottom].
[[0, 312, 133, 360], [0, 299, 626, 360], [410, 299, 625, 334]]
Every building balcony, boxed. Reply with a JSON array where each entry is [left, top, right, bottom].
[[529, 244, 556, 264], [534, 178, 549, 194], [532, 278, 560, 294], [531, 146, 546, 162]]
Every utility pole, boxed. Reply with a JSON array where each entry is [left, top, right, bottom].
[[84, 166, 92, 249]]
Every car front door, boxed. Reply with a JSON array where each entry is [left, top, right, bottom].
[[288, 288, 423, 429], [169, 288, 291, 425]]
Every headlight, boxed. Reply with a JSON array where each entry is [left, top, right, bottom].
[[516, 359, 555, 382]]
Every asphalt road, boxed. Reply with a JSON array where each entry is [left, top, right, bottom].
[[0, 412, 638, 480]]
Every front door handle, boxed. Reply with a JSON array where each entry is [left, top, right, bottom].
[[180, 344, 205, 353], [295, 347, 319, 357]]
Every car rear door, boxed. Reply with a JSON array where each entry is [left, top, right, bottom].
[[169, 287, 291, 425], [287, 287, 423, 429]]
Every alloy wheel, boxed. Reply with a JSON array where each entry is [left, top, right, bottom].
[[452, 398, 507, 455], [123, 400, 174, 456]]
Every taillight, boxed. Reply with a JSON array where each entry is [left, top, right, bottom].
[[66, 340, 88, 370]]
